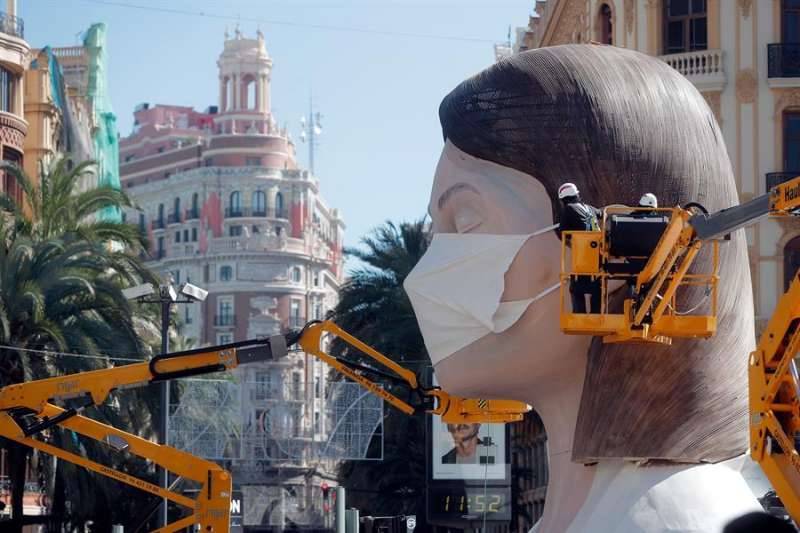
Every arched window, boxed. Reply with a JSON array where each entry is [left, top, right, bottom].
[[220, 265, 233, 282], [229, 191, 241, 216], [191, 192, 199, 218], [0, 66, 16, 113], [598, 4, 613, 45], [173, 197, 180, 223], [158, 203, 164, 227], [245, 76, 257, 110], [292, 266, 302, 283], [253, 190, 266, 215], [275, 192, 284, 218]]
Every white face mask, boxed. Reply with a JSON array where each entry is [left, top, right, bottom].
[[404, 224, 560, 365]]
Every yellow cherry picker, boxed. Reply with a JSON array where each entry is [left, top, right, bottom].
[[559, 175, 800, 523], [0, 320, 529, 532]]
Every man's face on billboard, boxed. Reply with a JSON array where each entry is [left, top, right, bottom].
[[446, 423, 481, 456]]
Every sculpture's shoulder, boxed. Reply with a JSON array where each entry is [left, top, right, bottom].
[[564, 459, 763, 533]]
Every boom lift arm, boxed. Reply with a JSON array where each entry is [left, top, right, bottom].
[[0, 321, 529, 532]]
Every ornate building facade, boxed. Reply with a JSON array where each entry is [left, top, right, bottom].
[[2, 5, 111, 524], [119, 31, 345, 531], [507, 0, 800, 332], [0, 0, 27, 203]]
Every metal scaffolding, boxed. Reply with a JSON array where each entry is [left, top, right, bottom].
[[168, 375, 384, 462]]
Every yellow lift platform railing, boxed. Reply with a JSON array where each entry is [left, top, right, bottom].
[[560, 177, 800, 345], [0, 320, 530, 532], [559, 206, 719, 344]]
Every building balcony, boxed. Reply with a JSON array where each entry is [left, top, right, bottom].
[[167, 213, 181, 225], [51, 46, 86, 60], [225, 207, 288, 219], [766, 171, 800, 191], [659, 49, 725, 91], [171, 243, 197, 257], [250, 386, 305, 402], [287, 316, 306, 329], [0, 111, 27, 152], [185, 207, 200, 220], [251, 388, 279, 402], [154, 249, 166, 260], [209, 234, 293, 254], [214, 314, 236, 327], [0, 12, 24, 39], [153, 218, 166, 230]]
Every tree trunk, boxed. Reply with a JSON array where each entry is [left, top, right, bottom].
[[49, 461, 65, 533], [8, 440, 28, 533]]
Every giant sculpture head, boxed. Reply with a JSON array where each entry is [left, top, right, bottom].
[[411, 44, 753, 463]]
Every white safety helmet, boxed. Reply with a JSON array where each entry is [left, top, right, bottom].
[[558, 182, 579, 199], [639, 193, 658, 209]]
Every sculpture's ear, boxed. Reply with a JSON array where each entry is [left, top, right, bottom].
[[573, 239, 753, 463]]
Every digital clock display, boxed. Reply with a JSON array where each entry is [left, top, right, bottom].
[[428, 486, 511, 522]]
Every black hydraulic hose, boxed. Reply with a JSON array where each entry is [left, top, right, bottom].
[[148, 338, 275, 381]]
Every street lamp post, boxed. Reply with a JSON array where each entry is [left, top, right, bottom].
[[123, 278, 208, 529]]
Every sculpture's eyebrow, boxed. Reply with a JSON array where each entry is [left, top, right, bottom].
[[436, 182, 480, 211]]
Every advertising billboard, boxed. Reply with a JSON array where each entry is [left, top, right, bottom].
[[431, 415, 507, 481]]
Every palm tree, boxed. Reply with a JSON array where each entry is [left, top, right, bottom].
[[0, 157, 146, 248], [0, 158, 159, 531], [327, 219, 431, 524], [0, 230, 152, 531]]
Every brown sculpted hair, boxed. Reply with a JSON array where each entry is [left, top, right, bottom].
[[438, 44, 752, 462]]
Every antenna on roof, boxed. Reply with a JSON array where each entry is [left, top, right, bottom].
[[300, 91, 322, 175]]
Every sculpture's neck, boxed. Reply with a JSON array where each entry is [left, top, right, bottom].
[[529, 371, 761, 533], [527, 369, 595, 533]]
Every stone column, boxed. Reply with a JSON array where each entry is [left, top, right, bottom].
[[231, 74, 238, 110], [219, 76, 226, 112], [261, 74, 270, 113], [645, 0, 661, 56], [15, 73, 23, 116], [708, 0, 720, 49]]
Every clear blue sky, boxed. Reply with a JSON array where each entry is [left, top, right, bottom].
[[23, 0, 531, 248]]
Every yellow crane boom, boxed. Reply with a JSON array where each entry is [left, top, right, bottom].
[[0, 322, 529, 532]]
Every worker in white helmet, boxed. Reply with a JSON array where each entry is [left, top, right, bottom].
[[558, 182, 602, 314], [639, 192, 658, 210], [627, 192, 661, 294]]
